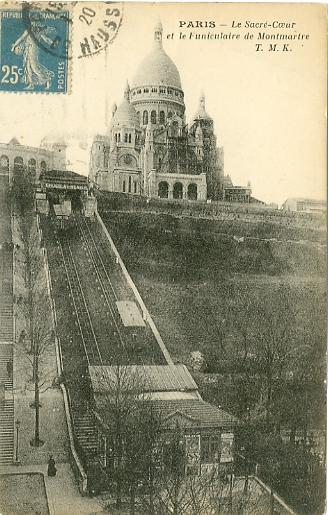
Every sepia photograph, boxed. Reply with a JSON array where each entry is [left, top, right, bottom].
[[0, 2, 326, 515]]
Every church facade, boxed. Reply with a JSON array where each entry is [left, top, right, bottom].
[[89, 20, 249, 203]]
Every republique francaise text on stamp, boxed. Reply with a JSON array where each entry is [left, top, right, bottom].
[[0, 3, 71, 93]]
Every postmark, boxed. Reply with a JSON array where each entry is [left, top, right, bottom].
[[75, 2, 123, 59], [0, 2, 71, 92]]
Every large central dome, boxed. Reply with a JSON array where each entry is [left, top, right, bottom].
[[132, 20, 182, 90]]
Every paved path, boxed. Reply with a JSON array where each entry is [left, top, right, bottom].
[[0, 463, 104, 515], [0, 387, 105, 514]]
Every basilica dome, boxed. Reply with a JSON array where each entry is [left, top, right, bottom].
[[132, 20, 182, 90], [133, 47, 181, 90]]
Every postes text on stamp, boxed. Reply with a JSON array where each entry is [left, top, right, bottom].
[[0, 3, 71, 93]]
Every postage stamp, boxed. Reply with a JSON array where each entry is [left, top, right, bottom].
[[0, 3, 71, 93]]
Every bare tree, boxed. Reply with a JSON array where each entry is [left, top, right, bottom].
[[93, 365, 161, 513], [12, 172, 55, 447], [252, 284, 296, 425]]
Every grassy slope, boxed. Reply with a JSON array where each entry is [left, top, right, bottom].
[[100, 210, 326, 367]]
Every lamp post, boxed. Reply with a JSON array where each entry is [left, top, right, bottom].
[[13, 312, 18, 344], [15, 419, 20, 462]]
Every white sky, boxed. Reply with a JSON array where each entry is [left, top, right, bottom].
[[0, 2, 326, 206]]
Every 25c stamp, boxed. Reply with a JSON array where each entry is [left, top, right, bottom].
[[0, 3, 71, 93]]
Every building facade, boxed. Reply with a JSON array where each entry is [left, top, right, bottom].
[[88, 364, 237, 481], [0, 136, 67, 183], [281, 197, 326, 213], [89, 21, 250, 202]]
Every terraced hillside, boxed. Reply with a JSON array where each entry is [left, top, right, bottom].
[[99, 206, 326, 415]]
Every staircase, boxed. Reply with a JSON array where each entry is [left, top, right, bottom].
[[72, 410, 98, 456], [0, 299, 13, 343], [0, 345, 14, 465], [0, 174, 14, 465]]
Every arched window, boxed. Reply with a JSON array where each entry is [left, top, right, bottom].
[[28, 158, 36, 176], [124, 133, 128, 143], [188, 183, 198, 200], [173, 182, 183, 200], [158, 181, 169, 199], [159, 111, 165, 124], [134, 182, 137, 194], [118, 133, 121, 143], [115, 134, 117, 142], [40, 161, 47, 173], [0, 155, 9, 172], [14, 156, 24, 172], [151, 110, 156, 124], [172, 120, 179, 138], [143, 111, 148, 125], [122, 180, 126, 193], [128, 176, 132, 193], [168, 112, 173, 119], [128, 134, 132, 143]]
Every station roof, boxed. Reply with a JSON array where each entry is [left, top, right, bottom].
[[89, 364, 198, 394], [150, 398, 238, 428], [40, 169, 88, 188], [94, 395, 237, 430], [116, 301, 145, 327]]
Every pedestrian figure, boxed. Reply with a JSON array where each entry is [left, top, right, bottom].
[[47, 455, 57, 477], [6, 359, 13, 377], [0, 382, 5, 409]]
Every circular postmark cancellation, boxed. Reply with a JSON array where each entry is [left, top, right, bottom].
[[75, 2, 124, 59], [21, 2, 73, 61]]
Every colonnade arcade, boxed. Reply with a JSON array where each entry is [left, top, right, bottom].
[[158, 180, 198, 200], [0, 153, 48, 178]]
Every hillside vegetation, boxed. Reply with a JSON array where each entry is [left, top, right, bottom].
[[99, 201, 326, 515]]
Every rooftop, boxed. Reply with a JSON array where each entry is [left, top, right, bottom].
[[89, 364, 198, 393], [116, 301, 145, 327], [40, 169, 88, 185]]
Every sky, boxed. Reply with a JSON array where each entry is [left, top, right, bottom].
[[0, 2, 326, 206]]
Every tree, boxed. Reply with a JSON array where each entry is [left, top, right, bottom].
[[252, 284, 297, 425], [93, 365, 161, 513], [12, 172, 56, 447], [11, 167, 34, 214], [158, 424, 190, 515]]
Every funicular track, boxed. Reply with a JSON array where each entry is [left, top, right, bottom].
[[76, 214, 127, 352], [58, 233, 103, 367]]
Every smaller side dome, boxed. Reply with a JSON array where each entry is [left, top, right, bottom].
[[109, 85, 140, 130], [40, 133, 67, 149]]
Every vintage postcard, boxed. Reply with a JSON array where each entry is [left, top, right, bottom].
[[0, 2, 326, 515]]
